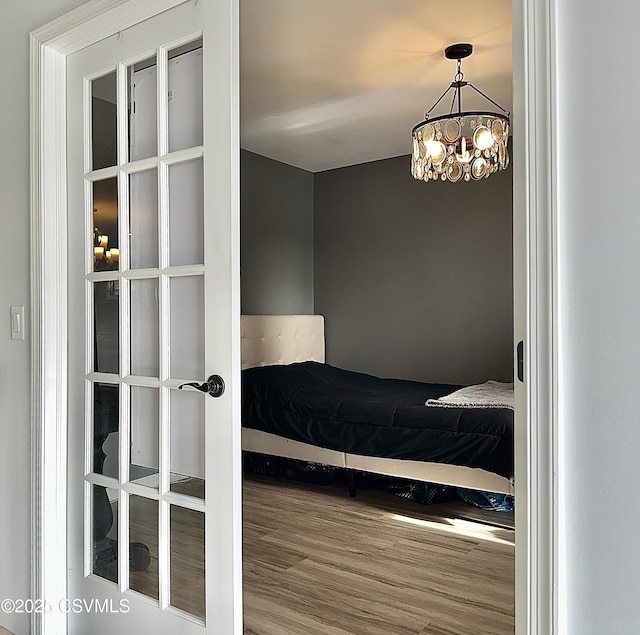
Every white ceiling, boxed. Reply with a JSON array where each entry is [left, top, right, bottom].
[[240, 0, 512, 173]]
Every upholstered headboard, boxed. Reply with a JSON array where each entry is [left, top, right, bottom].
[[241, 315, 325, 370]]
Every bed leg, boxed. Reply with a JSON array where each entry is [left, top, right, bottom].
[[347, 470, 356, 497]]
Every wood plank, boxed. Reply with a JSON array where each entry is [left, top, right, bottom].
[[243, 475, 514, 634]]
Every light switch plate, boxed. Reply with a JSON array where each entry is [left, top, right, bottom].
[[11, 305, 25, 340]]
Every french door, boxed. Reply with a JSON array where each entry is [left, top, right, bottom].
[[65, 2, 241, 633]]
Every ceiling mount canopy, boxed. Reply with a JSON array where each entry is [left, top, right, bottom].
[[411, 43, 510, 183]]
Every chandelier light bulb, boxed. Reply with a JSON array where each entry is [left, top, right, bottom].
[[473, 126, 494, 151], [456, 137, 472, 163], [426, 140, 446, 165]]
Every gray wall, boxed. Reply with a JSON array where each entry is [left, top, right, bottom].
[[556, 3, 640, 633], [241, 150, 314, 314], [314, 155, 513, 385]]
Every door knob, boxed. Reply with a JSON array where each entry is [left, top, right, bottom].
[[178, 374, 225, 397]]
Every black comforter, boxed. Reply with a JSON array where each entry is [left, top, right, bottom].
[[242, 362, 513, 478]]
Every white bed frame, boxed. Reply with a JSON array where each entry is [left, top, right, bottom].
[[241, 315, 514, 495]]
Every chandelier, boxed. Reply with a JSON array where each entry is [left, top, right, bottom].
[[94, 226, 119, 268], [411, 43, 510, 183]]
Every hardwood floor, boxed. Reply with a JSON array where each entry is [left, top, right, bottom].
[[97, 473, 514, 633], [242, 474, 515, 635]]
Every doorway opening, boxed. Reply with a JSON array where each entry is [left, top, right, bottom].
[[238, 0, 518, 632]]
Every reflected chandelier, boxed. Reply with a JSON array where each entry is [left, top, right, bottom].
[[411, 43, 510, 183]]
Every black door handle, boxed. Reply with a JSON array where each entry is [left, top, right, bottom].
[[517, 341, 524, 383], [178, 374, 225, 397]]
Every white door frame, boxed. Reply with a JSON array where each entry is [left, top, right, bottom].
[[30, 0, 557, 634], [512, 0, 559, 632]]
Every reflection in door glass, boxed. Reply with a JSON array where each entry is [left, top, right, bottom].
[[129, 386, 159, 488], [170, 506, 205, 620], [130, 278, 159, 377], [128, 57, 158, 162], [169, 159, 204, 266], [129, 169, 158, 269], [91, 72, 117, 170], [92, 484, 119, 584], [170, 389, 204, 500], [129, 495, 158, 600], [92, 178, 119, 272], [93, 382, 119, 476], [169, 276, 204, 379], [168, 41, 203, 153], [94, 281, 119, 374]]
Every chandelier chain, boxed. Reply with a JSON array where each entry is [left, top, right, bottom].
[[454, 58, 464, 83]]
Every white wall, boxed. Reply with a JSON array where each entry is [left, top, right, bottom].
[[0, 3, 88, 633], [556, 3, 640, 633]]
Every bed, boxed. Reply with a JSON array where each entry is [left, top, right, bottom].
[[241, 314, 515, 496]]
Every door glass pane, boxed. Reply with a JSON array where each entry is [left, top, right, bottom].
[[92, 484, 119, 584], [168, 41, 203, 152], [129, 495, 158, 600], [170, 389, 204, 499], [129, 169, 159, 269], [93, 382, 119, 476], [94, 281, 119, 373], [170, 276, 204, 379], [130, 278, 159, 377], [91, 71, 117, 170], [129, 57, 157, 162], [129, 386, 159, 487], [169, 159, 204, 266], [170, 506, 205, 620], [93, 178, 119, 272]]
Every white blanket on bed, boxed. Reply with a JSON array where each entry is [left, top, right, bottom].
[[426, 380, 514, 410]]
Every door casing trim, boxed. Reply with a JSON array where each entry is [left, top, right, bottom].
[[512, 0, 559, 632]]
